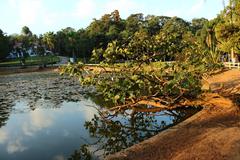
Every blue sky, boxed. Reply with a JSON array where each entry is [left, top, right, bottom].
[[0, 0, 229, 35]]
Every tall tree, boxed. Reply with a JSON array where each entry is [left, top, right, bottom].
[[215, 0, 240, 61], [191, 18, 208, 35], [145, 15, 162, 36], [43, 32, 56, 52], [21, 26, 32, 36], [0, 29, 10, 60], [125, 13, 144, 34], [155, 17, 192, 61]]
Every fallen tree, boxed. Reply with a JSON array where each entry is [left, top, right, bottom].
[[60, 34, 223, 113]]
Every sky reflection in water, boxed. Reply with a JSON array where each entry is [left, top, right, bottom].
[[0, 99, 97, 160], [0, 72, 200, 160]]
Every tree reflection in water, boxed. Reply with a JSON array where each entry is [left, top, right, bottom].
[[68, 145, 92, 160], [70, 106, 201, 159], [0, 73, 90, 128], [0, 105, 11, 128]]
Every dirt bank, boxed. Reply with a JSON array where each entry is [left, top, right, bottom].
[[0, 66, 59, 75], [106, 69, 240, 160]]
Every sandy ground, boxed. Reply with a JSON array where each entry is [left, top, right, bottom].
[[106, 69, 240, 160]]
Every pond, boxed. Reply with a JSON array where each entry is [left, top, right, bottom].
[[0, 71, 201, 160]]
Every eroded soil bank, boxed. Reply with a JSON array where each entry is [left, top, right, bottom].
[[106, 69, 240, 160]]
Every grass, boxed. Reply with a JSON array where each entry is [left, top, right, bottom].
[[0, 56, 60, 67]]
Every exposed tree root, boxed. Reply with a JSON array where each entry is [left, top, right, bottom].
[[108, 92, 233, 114]]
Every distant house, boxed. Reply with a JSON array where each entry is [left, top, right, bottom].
[[6, 52, 18, 59], [6, 42, 24, 59], [6, 42, 54, 59], [232, 53, 239, 63], [27, 48, 37, 57], [14, 42, 22, 49], [221, 52, 240, 63], [6, 43, 24, 59], [45, 50, 54, 56]]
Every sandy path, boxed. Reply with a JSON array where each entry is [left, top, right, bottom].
[[106, 69, 240, 160]]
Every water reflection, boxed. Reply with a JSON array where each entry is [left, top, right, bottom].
[[0, 100, 98, 160], [0, 129, 8, 144], [7, 138, 28, 154], [0, 72, 94, 128], [0, 72, 94, 103], [0, 106, 10, 128], [70, 107, 201, 159], [0, 72, 201, 160]]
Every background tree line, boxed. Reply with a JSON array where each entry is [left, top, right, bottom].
[[0, 0, 239, 62]]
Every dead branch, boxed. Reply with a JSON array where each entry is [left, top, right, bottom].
[[108, 93, 227, 113]]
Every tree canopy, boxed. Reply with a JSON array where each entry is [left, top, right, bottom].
[[215, 0, 240, 55], [0, 29, 10, 60], [60, 1, 239, 113], [1, 1, 238, 110], [1, 0, 239, 62]]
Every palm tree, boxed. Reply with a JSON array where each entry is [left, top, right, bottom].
[[43, 32, 56, 52]]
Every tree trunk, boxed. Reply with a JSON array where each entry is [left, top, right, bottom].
[[231, 48, 235, 62]]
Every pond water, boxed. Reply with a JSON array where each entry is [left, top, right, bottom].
[[0, 71, 201, 160]]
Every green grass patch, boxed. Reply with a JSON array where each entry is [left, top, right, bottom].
[[0, 56, 60, 67]]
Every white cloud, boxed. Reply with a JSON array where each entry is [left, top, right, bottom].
[[7, 0, 61, 30], [31, 110, 53, 129], [53, 155, 65, 160], [42, 12, 59, 26], [165, 10, 182, 17], [22, 123, 34, 136], [74, 0, 96, 19], [63, 129, 70, 137], [189, 0, 205, 14], [8, 0, 18, 8], [4, 0, 225, 34], [7, 139, 27, 154], [19, 0, 43, 26], [0, 129, 8, 144], [7, 0, 44, 26], [104, 0, 141, 16], [22, 109, 53, 136]]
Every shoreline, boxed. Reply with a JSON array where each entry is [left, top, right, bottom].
[[1, 68, 239, 160], [106, 99, 240, 160], [0, 66, 59, 75], [106, 69, 240, 160]]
